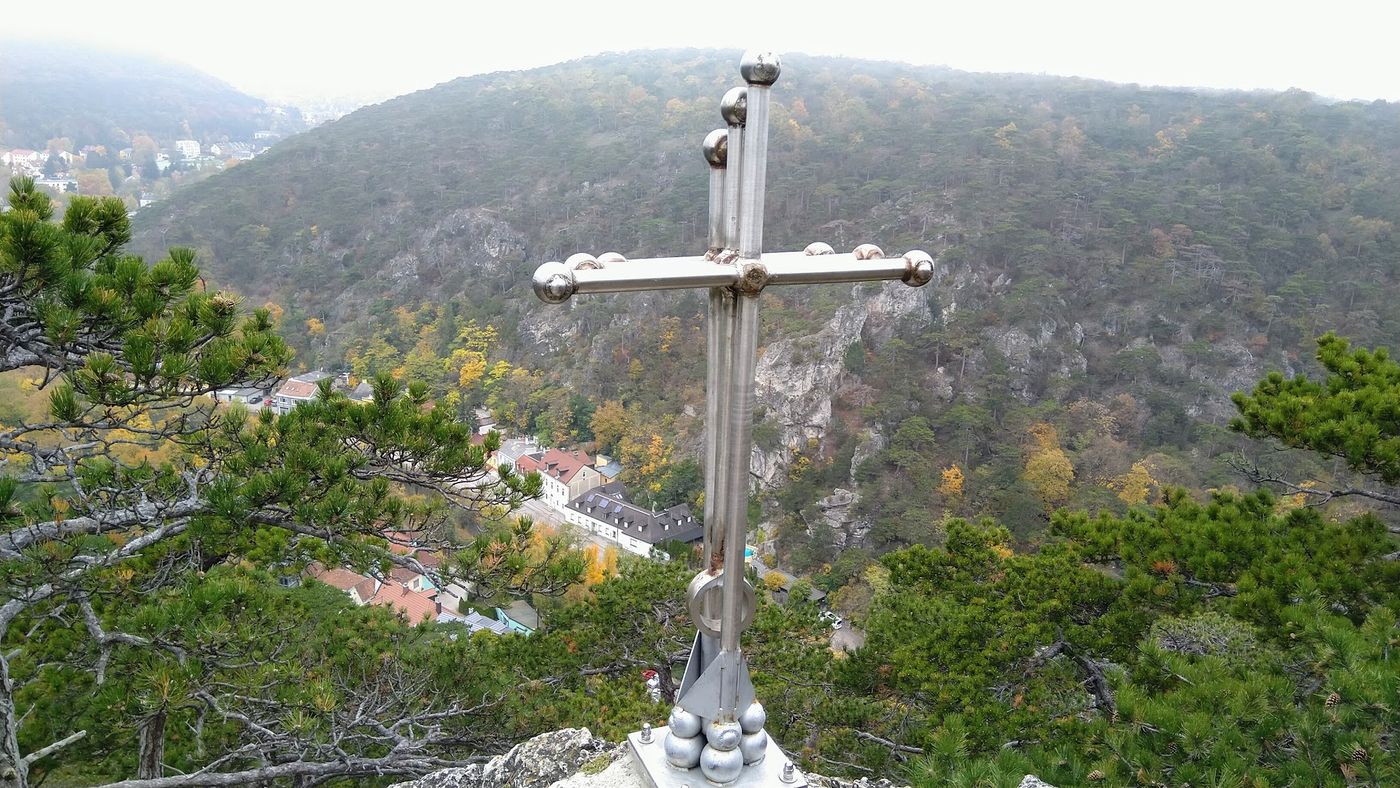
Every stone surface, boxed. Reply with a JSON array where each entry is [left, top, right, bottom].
[[389, 728, 620, 788], [551, 747, 640, 788], [391, 727, 1058, 788]]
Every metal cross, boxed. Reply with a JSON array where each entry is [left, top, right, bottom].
[[529, 51, 933, 786]]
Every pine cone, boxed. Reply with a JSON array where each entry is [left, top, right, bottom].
[[1325, 691, 1340, 708], [1351, 745, 1368, 762], [1088, 769, 1106, 781]]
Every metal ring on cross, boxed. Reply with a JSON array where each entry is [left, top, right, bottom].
[[687, 570, 757, 638]]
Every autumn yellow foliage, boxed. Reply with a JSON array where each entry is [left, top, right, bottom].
[[1024, 423, 1074, 508], [937, 464, 965, 498], [1112, 460, 1159, 506]]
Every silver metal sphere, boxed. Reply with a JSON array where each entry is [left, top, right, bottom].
[[740, 730, 769, 764], [803, 241, 834, 256], [704, 719, 742, 751], [597, 251, 627, 264], [703, 128, 729, 167], [531, 262, 575, 304], [664, 729, 704, 769], [700, 743, 745, 783], [903, 250, 935, 287], [740, 50, 782, 86], [853, 243, 885, 260], [720, 87, 748, 126], [669, 706, 703, 739], [738, 701, 766, 734], [565, 252, 599, 270]]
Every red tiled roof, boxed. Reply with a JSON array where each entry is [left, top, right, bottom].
[[517, 448, 593, 484], [276, 379, 319, 399], [389, 566, 433, 592], [307, 563, 371, 592], [366, 583, 441, 625], [352, 577, 378, 602]]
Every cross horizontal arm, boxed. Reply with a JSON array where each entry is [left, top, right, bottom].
[[760, 250, 931, 288], [531, 248, 933, 304]]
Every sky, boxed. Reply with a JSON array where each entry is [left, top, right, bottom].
[[12, 0, 1400, 106]]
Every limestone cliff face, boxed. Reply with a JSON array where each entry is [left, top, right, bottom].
[[275, 207, 529, 362], [751, 280, 935, 489]]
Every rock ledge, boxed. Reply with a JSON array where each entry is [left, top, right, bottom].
[[390, 728, 1055, 788]]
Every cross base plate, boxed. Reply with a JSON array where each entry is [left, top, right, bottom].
[[627, 726, 807, 788]]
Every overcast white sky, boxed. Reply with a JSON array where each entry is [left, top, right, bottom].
[[15, 0, 1400, 105]]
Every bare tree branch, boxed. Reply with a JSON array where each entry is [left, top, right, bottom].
[[20, 730, 87, 766]]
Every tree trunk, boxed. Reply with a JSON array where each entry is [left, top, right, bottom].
[[1, 652, 26, 788], [137, 710, 167, 780]]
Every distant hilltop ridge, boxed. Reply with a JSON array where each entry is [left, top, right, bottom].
[[0, 38, 303, 150]]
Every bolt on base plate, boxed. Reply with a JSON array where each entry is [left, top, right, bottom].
[[628, 726, 806, 788]]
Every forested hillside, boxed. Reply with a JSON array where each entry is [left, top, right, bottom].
[[0, 40, 299, 150], [130, 49, 1400, 550]]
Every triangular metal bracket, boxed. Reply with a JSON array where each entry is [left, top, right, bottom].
[[676, 648, 755, 720]]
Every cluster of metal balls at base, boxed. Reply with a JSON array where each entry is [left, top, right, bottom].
[[662, 700, 769, 783]]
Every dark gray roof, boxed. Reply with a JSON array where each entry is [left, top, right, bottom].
[[497, 440, 539, 463], [292, 370, 332, 383], [501, 600, 540, 629], [566, 482, 703, 545]]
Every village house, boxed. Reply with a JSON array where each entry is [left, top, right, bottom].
[[492, 437, 540, 473], [2, 149, 43, 173], [174, 139, 201, 159], [593, 453, 624, 484], [307, 565, 378, 605], [213, 385, 272, 410], [516, 448, 602, 511], [439, 609, 511, 634], [365, 581, 443, 625], [306, 563, 452, 628], [563, 481, 703, 557], [34, 177, 77, 194], [271, 371, 331, 415], [494, 600, 539, 635], [347, 379, 375, 402], [473, 407, 497, 436]]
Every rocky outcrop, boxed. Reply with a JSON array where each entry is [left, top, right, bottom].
[[391, 729, 1057, 788], [981, 319, 1087, 403], [816, 488, 870, 547], [317, 208, 528, 354], [752, 280, 934, 487], [389, 728, 618, 788]]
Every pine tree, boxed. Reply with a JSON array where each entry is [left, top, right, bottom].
[[0, 178, 578, 787]]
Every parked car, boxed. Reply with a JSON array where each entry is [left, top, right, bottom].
[[819, 610, 844, 630]]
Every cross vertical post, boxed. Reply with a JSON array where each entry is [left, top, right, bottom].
[[527, 51, 936, 787]]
